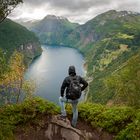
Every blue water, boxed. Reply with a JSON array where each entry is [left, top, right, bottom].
[[25, 45, 85, 104]]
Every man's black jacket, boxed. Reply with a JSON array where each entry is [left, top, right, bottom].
[[61, 75, 88, 97]]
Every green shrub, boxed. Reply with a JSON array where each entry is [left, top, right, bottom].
[[116, 112, 140, 140], [0, 97, 59, 139], [78, 103, 140, 139]]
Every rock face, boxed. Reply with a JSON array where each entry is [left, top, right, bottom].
[[45, 116, 85, 140], [45, 116, 114, 140], [19, 42, 42, 66], [15, 116, 114, 140]]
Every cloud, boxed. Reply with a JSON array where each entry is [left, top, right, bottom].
[[115, 0, 140, 12], [23, 0, 110, 10], [8, 0, 140, 24], [47, 0, 111, 12]]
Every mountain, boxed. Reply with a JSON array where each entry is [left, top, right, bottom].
[[16, 19, 40, 29], [30, 15, 79, 45], [69, 10, 140, 105], [64, 10, 140, 49], [0, 18, 42, 65]]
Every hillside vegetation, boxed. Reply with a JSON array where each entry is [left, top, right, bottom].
[[0, 98, 139, 140], [79, 10, 140, 105]]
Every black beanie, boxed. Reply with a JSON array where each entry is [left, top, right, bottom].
[[68, 65, 76, 75]]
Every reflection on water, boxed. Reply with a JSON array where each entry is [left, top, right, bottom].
[[25, 45, 85, 104]]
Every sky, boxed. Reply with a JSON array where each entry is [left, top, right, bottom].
[[9, 0, 140, 24]]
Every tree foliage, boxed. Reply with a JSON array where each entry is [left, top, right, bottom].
[[0, 0, 23, 23], [0, 51, 36, 104], [0, 48, 9, 79], [0, 51, 25, 104]]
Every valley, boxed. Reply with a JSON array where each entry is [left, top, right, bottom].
[[22, 10, 140, 106]]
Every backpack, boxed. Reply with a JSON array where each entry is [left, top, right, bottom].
[[66, 76, 81, 100]]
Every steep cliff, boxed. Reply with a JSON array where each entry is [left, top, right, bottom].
[[0, 18, 42, 66]]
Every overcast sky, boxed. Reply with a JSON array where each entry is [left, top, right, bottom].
[[9, 0, 140, 24]]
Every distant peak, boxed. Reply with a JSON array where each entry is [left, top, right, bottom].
[[43, 15, 67, 21], [103, 10, 140, 16], [120, 10, 140, 15], [45, 15, 57, 19], [92, 10, 140, 22]]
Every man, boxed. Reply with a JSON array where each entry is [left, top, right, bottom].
[[59, 65, 88, 128]]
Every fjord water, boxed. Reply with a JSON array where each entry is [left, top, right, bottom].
[[25, 45, 85, 104]]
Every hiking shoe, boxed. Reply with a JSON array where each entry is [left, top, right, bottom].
[[57, 115, 67, 121], [71, 123, 76, 128]]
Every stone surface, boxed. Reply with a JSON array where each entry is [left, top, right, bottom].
[[15, 115, 114, 140]]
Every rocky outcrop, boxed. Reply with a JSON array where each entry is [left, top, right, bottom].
[[46, 116, 114, 140], [15, 115, 114, 140]]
